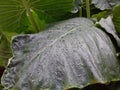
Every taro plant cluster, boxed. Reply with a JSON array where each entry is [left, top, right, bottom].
[[0, 0, 120, 90]]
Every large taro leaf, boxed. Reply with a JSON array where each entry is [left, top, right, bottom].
[[92, 0, 120, 10], [0, 0, 73, 32], [1, 18, 120, 90]]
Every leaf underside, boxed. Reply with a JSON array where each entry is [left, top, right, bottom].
[[99, 16, 120, 47], [1, 18, 120, 90], [92, 0, 120, 10]]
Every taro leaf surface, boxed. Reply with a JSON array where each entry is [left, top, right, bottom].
[[1, 18, 120, 90], [0, 0, 73, 32], [92, 0, 120, 10]]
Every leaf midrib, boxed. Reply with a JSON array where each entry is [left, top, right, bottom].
[[32, 25, 89, 61]]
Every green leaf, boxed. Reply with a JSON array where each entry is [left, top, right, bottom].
[[92, 0, 120, 10], [92, 11, 111, 21], [0, 31, 12, 67], [31, 0, 73, 19], [1, 18, 120, 90], [112, 4, 120, 34], [113, 4, 120, 17], [30, 10, 46, 31], [0, 0, 24, 32], [0, 0, 73, 33]]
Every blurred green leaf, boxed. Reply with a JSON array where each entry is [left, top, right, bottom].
[[31, 10, 46, 31], [0, 32, 13, 67], [92, 11, 111, 21], [0, 0, 73, 33], [0, 0, 25, 32], [112, 4, 120, 34], [113, 4, 120, 17]]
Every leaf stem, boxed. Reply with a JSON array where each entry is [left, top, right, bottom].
[[86, 0, 90, 18], [22, 0, 39, 32], [79, 7, 82, 17]]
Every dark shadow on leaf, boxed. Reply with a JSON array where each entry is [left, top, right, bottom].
[[67, 81, 120, 90]]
